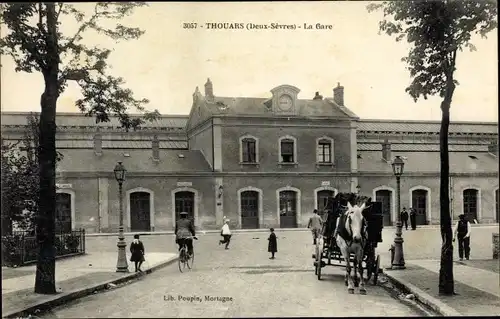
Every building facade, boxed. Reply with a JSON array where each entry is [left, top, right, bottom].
[[1, 79, 498, 233]]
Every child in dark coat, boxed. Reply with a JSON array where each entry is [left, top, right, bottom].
[[130, 234, 145, 272], [268, 228, 277, 259]]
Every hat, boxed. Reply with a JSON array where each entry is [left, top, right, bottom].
[[180, 212, 188, 216]]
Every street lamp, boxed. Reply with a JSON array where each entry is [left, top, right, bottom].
[[114, 161, 129, 273], [391, 155, 406, 269]]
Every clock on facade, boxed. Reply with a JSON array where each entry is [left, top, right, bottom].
[[278, 94, 293, 111]]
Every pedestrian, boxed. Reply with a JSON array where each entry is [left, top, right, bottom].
[[308, 209, 323, 245], [129, 234, 145, 272], [453, 214, 472, 261], [400, 207, 409, 230], [219, 219, 232, 250], [268, 228, 277, 259], [409, 207, 417, 230]]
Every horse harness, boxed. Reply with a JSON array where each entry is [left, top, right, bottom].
[[338, 207, 368, 249]]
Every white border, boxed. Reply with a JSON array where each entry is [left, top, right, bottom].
[[276, 186, 302, 227], [372, 185, 396, 224], [171, 187, 199, 228], [315, 136, 334, 164], [409, 185, 432, 224], [239, 134, 259, 163], [313, 186, 338, 211], [278, 135, 298, 163], [461, 186, 482, 222], [237, 187, 264, 228], [56, 189, 76, 231], [126, 187, 155, 231]]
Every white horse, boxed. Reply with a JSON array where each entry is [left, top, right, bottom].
[[335, 201, 368, 294]]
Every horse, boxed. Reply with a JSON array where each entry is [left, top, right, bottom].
[[335, 200, 369, 294]]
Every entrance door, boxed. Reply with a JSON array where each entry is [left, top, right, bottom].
[[175, 191, 195, 223], [412, 189, 428, 225], [130, 192, 151, 232], [241, 191, 259, 229], [375, 190, 392, 226], [463, 189, 478, 222], [55, 193, 72, 233], [279, 191, 297, 228]]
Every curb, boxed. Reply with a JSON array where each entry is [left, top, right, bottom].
[[86, 228, 310, 237], [382, 270, 462, 316], [3, 256, 178, 319]]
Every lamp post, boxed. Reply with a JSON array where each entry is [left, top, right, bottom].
[[391, 155, 406, 269], [114, 161, 129, 272]]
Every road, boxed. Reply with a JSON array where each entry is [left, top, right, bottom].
[[41, 231, 424, 318]]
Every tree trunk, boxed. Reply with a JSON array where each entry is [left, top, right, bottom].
[[438, 78, 456, 296], [34, 2, 60, 295]]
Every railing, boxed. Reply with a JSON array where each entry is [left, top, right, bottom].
[[1, 229, 86, 267]]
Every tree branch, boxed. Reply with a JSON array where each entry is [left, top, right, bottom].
[[56, 2, 64, 21], [61, 3, 102, 52]]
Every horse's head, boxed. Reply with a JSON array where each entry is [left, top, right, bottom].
[[346, 201, 367, 243]]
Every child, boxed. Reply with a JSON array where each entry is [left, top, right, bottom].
[[268, 228, 277, 259], [130, 234, 145, 272], [219, 219, 232, 250]]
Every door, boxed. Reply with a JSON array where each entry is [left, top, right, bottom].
[[175, 191, 195, 223], [130, 192, 151, 232], [375, 190, 392, 226], [279, 191, 297, 228], [496, 189, 499, 223], [241, 191, 259, 229], [317, 190, 335, 214], [463, 189, 478, 222], [412, 189, 428, 225], [55, 193, 72, 233]]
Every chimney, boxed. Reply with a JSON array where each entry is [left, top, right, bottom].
[[382, 139, 391, 162], [333, 82, 344, 106], [93, 132, 102, 156], [204, 78, 214, 101], [313, 92, 323, 100], [152, 135, 159, 162], [488, 140, 498, 156]]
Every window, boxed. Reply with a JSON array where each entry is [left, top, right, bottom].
[[241, 138, 257, 163], [317, 138, 333, 163], [463, 189, 478, 221], [280, 139, 295, 163]]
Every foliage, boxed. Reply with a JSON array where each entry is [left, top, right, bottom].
[[0, 2, 160, 129], [367, 0, 497, 296]]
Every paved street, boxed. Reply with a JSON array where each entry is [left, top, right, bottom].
[[41, 231, 422, 318]]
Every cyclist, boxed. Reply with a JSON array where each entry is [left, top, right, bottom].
[[175, 212, 197, 256]]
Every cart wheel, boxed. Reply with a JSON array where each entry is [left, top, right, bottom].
[[327, 250, 332, 265], [373, 255, 381, 285]]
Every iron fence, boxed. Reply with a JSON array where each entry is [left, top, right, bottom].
[[1, 229, 85, 267]]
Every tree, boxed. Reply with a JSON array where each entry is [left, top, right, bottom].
[[367, 1, 497, 295], [1, 2, 159, 294]]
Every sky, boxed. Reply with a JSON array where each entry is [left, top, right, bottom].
[[1, 1, 498, 122]]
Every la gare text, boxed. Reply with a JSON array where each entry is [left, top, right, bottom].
[[182, 22, 333, 31]]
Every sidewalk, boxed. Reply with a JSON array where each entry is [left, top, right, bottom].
[[1, 251, 177, 318], [383, 259, 500, 316]]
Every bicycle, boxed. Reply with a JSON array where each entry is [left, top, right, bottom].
[[178, 236, 197, 272]]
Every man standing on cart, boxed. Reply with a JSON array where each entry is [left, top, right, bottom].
[[308, 209, 323, 245]]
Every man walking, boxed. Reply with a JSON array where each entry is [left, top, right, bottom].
[[400, 207, 409, 230], [308, 209, 323, 245], [453, 214, 472, 261]]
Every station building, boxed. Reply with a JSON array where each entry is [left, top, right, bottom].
[[1, 79, 498, 233]]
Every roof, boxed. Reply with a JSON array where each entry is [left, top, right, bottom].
[[357, 151, 498, 173], [0, 112, 188, 129], [56, 140, 188, 149], [358, 120, 498, 134], [357, 143, 491, 152], [200, 96, 354, 119], [56, 149, 211, 173]]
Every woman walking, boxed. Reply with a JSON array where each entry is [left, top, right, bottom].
[[268, 228, 277, 259], [130, 234, 145, 272], [219, 219, 232, 250]]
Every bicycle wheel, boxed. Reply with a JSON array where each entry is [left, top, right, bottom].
[[186, 250, 194, 269], [178, 248, 187, 273]]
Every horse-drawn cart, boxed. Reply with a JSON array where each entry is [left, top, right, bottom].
[[313, 193, 383, 287]]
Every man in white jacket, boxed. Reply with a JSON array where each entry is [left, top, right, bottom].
[[219, 219, 232, 250], [453, 214, 472, 261]]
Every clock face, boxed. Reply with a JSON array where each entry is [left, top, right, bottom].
[[278, 94, 293, 111]]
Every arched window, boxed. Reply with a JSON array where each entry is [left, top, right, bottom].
[[279, 136, 297, 163], [240, 136, 258, 163], [316, 137, 334, 164]]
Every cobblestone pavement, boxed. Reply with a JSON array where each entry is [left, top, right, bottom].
[[42, 232, 423, 318]]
